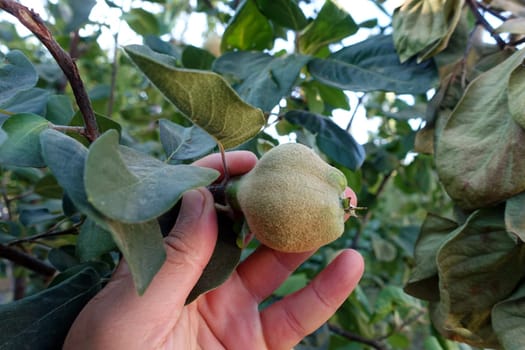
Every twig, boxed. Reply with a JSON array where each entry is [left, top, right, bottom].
[[50, 124, 87, 136], [509, 36, 525, 47], [351, 171, 393, 249], [466, 0, 506, 49], [346, 93, 365, 132], [377, 309, 426, 342], [477, 1, 509, 21], [0, 244, 56, 277], [0, 0, 99, 142], [328, 323, 387, 350], [7, 225, 80, 246]]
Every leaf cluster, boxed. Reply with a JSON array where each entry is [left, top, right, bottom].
[[1, 0, 523, 349]]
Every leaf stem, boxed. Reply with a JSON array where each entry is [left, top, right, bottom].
[[0, 108, 14, 116], [218, 142, 230, 184], [0, 0, 100, 142]]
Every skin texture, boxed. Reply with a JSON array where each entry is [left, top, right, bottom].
[[63, 150, 364, 350]]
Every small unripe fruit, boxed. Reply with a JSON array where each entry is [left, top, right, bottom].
[[231, 143, 352, 253]]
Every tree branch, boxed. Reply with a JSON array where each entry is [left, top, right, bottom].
[[0, 244, 56, 277], [466, 0, 506, 49], [0, 0, 100, 142], [328, 323, 387, 350]]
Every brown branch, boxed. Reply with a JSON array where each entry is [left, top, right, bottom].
[[466, 0, 506, 49], [0, 244, 56, 277], [0, 0, 99, 142], [328, 323, 387, 350]]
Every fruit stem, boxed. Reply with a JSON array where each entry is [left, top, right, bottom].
[[207, 177, 243, 219], [218, 143, 230, 185]]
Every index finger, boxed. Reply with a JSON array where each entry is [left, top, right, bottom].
[[193, 150, 258, 179]]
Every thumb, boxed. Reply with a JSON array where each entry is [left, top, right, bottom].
[[160, 188, 218, 291], [63, 189, 218, 347]]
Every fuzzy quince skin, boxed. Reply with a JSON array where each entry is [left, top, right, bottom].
[[234, 143, 349, 253]]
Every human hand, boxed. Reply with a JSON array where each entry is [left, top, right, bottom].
[[63, 151, 364, 350]]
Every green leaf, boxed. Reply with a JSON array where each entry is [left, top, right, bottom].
[[106, 219, 166, 295], [40, 129, 106, 225], [436, 49, 525, 210], [371, 235, 397, 262], [0, 50, 38, 105], [508, 61, 525, 129], [213, 51, 311, 112], [85, 130, 219, 223], [303, 81, 350, 111], [308, 35, 438, 94], [0, 128, 6, 146], [43, 131, 166, 295], [372, 286, 420, 323], [124, 44, 265, 149], [284, 111, 365, 170], [273, 273, 309, 297], [298, 0, 358, 55], [0, 113, 48, 167], [45, 95, 74, 125], [181, 45, 215, 70], [492, 282, 525, 349], [76, 218, 116, 262], [48, 245, 80, 271], [0, 88, 52, 117], [255, 0, 308, 30], [404, 213, 458, 301], [505, 192, 525, 242], [221, 0, 274, 52], [34, 173, 64, 199], [122, 8, 160, 36], [431, 208, 525, 348], [186, 212, 242, 304], [68, 111, 122, 146], [392, 0, 465, 62], [0, 267, 102, 350], [19, 207, 62, 227], [65, 0, 97, 32], [159, 119, 217, 161], [496, 17, 525, 34]]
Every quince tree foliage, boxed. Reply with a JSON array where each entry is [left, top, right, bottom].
[[0, 0, 523, 349]]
